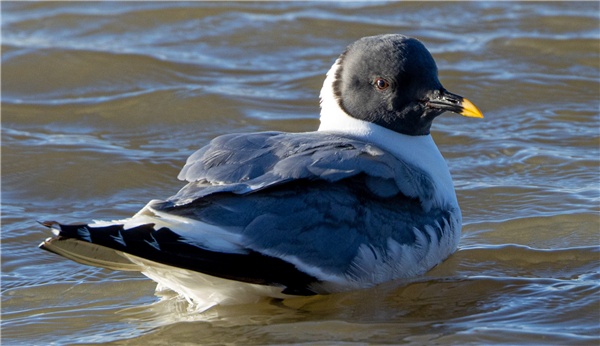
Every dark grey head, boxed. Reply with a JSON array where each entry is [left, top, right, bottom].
[[331, 34, 482, 136]]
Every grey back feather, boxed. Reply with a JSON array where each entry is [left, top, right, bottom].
[[173, 131, 435, 208]]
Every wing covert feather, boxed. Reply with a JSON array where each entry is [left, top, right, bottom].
[[172, 131, 435, 207]]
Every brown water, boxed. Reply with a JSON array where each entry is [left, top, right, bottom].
[[2, 2, 599, 345]]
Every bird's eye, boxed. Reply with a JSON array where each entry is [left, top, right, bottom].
[[375, 78, 389, 91]]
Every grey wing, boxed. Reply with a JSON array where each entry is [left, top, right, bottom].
[[156, 175, 452, 280], [149, 131, 450, 283], [40, 131, 453, 295], [172, 131, 436, 206]]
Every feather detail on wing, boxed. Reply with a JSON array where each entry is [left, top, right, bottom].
[[174, 131, 436, 209], [39, 220, 320, 296], [38, 131, 459, 305]]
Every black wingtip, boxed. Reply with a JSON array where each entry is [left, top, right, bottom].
[[38, 220, 59, 228]]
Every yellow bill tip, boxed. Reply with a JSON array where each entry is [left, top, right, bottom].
[[459, 97, 484, 118]]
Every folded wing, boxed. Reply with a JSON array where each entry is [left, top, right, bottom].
[[41, 131, 453, 297]]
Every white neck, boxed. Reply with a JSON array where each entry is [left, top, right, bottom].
[[317, 60, 458, 208]]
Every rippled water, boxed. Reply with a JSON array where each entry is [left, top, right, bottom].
[[2, 2, 599, 345]]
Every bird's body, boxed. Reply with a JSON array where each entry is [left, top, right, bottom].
[[40, 34, 482, 311]]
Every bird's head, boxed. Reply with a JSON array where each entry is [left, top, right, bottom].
[[320, 34, 483, 136]]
